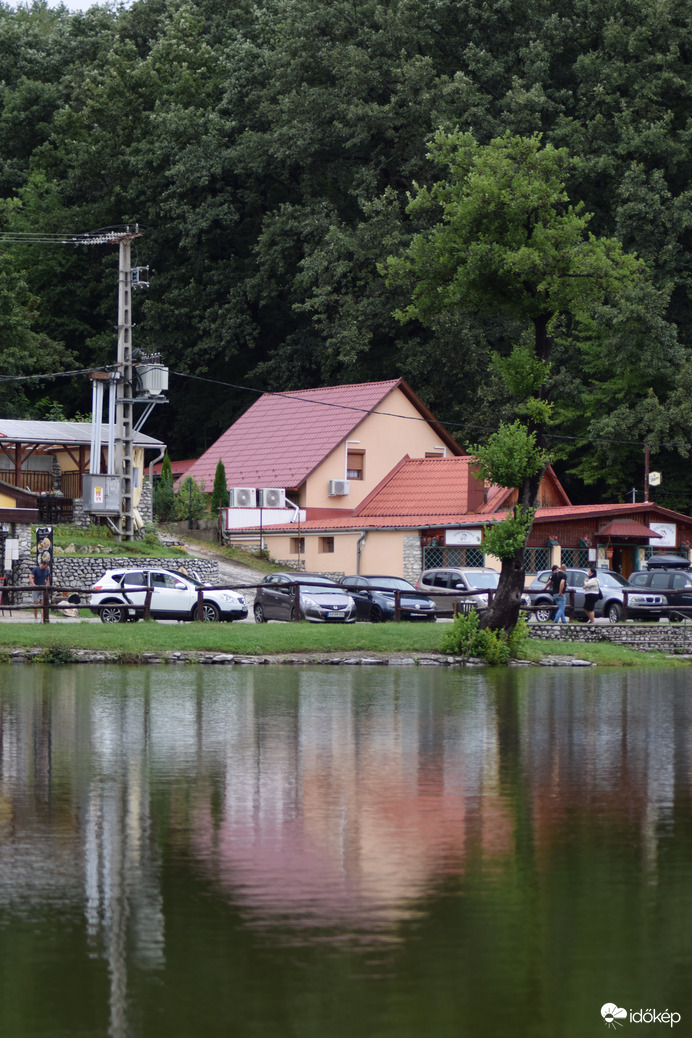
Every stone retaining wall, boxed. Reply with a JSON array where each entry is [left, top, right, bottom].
[[15, 556, 221, 595], [529, 621, 692, 653]]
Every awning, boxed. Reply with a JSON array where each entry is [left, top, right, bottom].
[[595, 519, 662, 540]]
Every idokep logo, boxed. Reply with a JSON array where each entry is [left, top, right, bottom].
[[601, 1003, 682, 1028], [602, 1005, 628, 1029]]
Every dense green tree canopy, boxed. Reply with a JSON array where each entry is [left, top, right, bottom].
[[0, 0, 691, 507], [387, 130, 645, 629]]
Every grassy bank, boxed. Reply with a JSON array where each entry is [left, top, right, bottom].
[[0, 620, 687, 665]]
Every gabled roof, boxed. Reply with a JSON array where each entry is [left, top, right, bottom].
[[184, 379, 461, 490], [354, 456, 482, 518]]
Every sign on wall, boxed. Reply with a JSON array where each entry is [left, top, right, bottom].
[[446, 528, 483, 546], [649, 522, 676, 548]]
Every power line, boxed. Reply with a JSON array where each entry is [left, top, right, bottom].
[[170, 370, 692, 453], [0, 365, 112, 381]]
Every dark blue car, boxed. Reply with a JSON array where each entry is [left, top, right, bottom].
[[339, 575, 437, 623]]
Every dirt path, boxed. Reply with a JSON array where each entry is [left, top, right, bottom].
[[178, 539, 265, 612]]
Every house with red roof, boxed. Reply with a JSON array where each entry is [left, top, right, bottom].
[[232, 454, 692, 582], [186, 378, 461, 517]]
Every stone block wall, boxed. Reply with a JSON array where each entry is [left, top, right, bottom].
[[528, 622, 692, 653], [14, 555, 220, 598], [403, 535, 422, 585]]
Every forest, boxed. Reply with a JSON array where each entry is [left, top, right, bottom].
[[1, 0, 692, 507]]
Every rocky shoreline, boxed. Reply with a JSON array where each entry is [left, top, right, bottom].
[[10, 648, 598, 667]]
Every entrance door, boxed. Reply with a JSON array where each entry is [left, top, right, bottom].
[[610, 545, 636, 578]]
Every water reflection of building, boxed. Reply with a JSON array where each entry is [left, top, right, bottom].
[[0, 664, 690, 1011], [191, 669, 515, 931]]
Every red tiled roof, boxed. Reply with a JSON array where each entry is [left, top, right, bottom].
[[595, 518, 662, 538], [153, 458, 196, 477], [354, 456, 483, 517], [183, 379, 459, 491], [251, 497, 692, 535]]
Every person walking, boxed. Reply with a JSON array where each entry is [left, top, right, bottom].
[[553, 564, 569, 624], [29, 559, 50, 621], [583, 567, 600, 623], [543, 564, 567, 623]]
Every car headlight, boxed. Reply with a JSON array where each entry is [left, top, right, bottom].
[[220, 592, 244, 605], [302, 595, 319, 609]]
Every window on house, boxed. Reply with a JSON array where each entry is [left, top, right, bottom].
[[319, 537, 335, 553], [290, 537, 305, 554], [346, 450, 365, 480]]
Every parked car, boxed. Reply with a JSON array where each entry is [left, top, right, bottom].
[[527, 568, 666, 623], [416, 567, 500, 614], [90, 568, 248, 623], [629, 558, 692, 618], [339, 575, 437, 622], [254, 572, 357, 623]]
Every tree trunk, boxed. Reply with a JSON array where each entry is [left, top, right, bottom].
[[478, 549, 526, 633]]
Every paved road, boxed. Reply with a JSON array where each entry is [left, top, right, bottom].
[[177, 539, 266, 618]]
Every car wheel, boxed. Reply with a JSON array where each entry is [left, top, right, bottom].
[[100, 603, 125, 624], [201, 602, 220, 622], [369, 604, 383, 623], [535, 604, 553, 622], [254, 603, 266, 624], [606, 602, 621, 623]]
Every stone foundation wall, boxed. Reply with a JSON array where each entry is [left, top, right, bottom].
[[14, 555, 220, 597], [529, 622, 692, 653]]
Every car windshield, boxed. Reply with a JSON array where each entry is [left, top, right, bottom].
[[464, 573, 500, 589], [598, 572, 629, 588], [298, 574, 337, 587], [366, 577, 415, 591]]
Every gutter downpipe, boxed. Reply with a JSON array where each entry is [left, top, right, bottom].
[[148, 447, 166, 523], [356, 531, 367, 575]]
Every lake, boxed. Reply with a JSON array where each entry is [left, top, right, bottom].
[[0, 663, 690, 1037]]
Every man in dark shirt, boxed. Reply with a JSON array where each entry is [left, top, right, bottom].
[[544, 564, 568, 623], [30, 560, 50, 621]]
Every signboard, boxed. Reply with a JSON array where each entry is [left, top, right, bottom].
[[446, 528, 483, 546], [35, 526, 53, 576], [649, 522, 676, 548]]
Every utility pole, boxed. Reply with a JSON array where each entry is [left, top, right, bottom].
[[114, 232, 138, 541]]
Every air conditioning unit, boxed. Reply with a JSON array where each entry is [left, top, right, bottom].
[[258, 488, 286, 509], [328, 479, 350, 497], [229, 487, 257, 508]]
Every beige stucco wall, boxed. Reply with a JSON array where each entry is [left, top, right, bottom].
[[263, 528, 415, 578], [300, 387, 453, 510]]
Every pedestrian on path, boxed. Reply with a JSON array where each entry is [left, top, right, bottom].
[[29, 560, 50, 621]]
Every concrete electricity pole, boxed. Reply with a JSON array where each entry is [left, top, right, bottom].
[[114, 230, 140, 541]]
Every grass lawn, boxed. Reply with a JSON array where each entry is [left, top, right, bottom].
[[0, 619, 445, 656], [0, 619, 687, 666]]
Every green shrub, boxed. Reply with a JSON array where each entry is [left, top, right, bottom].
[[439, 611, 529, 665]]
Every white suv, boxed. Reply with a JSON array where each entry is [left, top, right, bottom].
[[89, 568, 247, 623]]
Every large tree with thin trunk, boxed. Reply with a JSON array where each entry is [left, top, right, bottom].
[[386, 130, 646, 631]]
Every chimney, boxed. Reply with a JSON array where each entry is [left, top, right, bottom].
[[467, 463, 485, 513]]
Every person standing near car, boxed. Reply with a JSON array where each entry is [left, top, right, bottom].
[[543, 565, 567, 623], [553, 564, 569, 623], [583, 567, 600, 623]]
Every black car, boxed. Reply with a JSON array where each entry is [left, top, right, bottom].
[[527, 568, 666, 623], [254, 572, 357, 623], [629, 557, 692, 618], [339, 575, 437, 622]]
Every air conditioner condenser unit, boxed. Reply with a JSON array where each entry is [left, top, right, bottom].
[[229, 487, 257, 507], [258, 488, 286, 508], [328, 479, 350, 497]]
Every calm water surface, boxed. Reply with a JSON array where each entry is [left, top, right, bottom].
[[0, 664, 691, 1037]]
